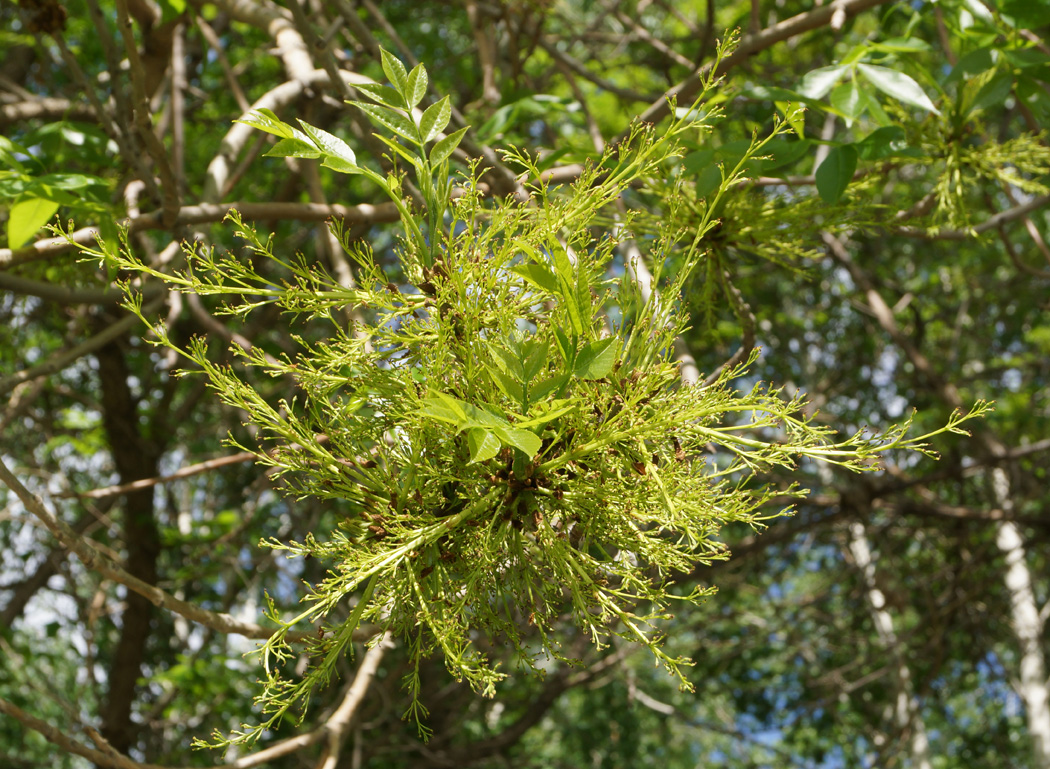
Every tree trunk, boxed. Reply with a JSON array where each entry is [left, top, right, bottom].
[[847, 520, 933, 769], [992, 467, 1050, 768], [96, 339, 162, 756]]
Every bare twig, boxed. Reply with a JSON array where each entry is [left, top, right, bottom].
[[626, 0, 895, 135], [0, 271, 162, 304], [0, 297, 165, 397], [114, 0, 181, 225], [0, 454, 321, 643], [0, 200, 399, 269], [0, 632, 391, 769], [56, 451, 255, 499], [196, 17, 252, 113], [614, 10, 695, 70], [0, 97, 96, 125], [316, 633, 394, 769], [894, 194, 1050, 240]]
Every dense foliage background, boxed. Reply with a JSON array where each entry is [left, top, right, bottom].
[[2, 1, 1050, 767]]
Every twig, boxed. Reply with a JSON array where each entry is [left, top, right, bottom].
[[316, 633, 394, 769], [0, 454, 321, 643], [538, 39, 656, 102], [0, 632, 390, 769], [0, 97, 96, 125], [894, 193, 1050, 241], [702, 267, 756, 387], [0, 200, 399, 268], [0, 271, 162, 304], [114, 0, 181, 225], [56, 451, 256, 499], [0, 297, 165, 397], [614, 10, 695, 70], [196, 17, 252, 114], [626, 0, 895, 135]]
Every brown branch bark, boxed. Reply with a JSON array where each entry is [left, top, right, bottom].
[[0, 631, 392, 769], [0, 201, 399, 269], [626, 0, 895, 135], [0, 508, 101, 626], [0, 297, 164, 397], [96, 336, 164, 754], [0, 455, 322, 644], [0, 97, 97, 125]]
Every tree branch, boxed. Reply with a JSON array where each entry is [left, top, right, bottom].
[[0, 455, 320, 643], [626, 0, 895, 135]]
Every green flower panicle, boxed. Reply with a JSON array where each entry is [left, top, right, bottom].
[[92, 45, 989, 746]]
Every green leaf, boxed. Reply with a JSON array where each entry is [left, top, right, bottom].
[[946, 48, 996, 85], [264, 137, 321, 159], [405, 63, 429, 109], [514, 399, 577, 429], [157, 0, 185, 23], [380, 48, 410, 94], [297, 121, 358, 167], [971, 74, 1014, 116], [683, 148, 715, 176], [550, 244, 585, 336], [467, 428, 501, 463], [511, 263, 560, 294], [236, 108, 298, 139], [489, 344, 525, 379], [857, 63, 940, 115], [321, 156, 364, 174], [430, 126, 469, 166], [353, 83, 405, 109], [355, 103, 417, 142], [856, 126, 910, 160], [797, 65, 847, 100], [35, 173, 104, 190], [419, 96, 452, 144], [1004, 48, 1050, 70], [492, 425, 541, 457], [420, 393, 469, 428], [758, 139, 812, 174], [529, 372, 570, 402], [694, 164, 723, 198], [573, 338, 617, 380], [815, 144, 858, 204], [830, 80, 866, 122], [999, 0, 1050, 27], [7, 197, 59, 249], [552, 326, 573, 366], [0, 136, 28, 172], [869, 36, 931, 53], [485, 363, 525, 404], [522, 339, 550, 382]]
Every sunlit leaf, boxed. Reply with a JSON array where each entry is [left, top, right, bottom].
[[857, 63, 940, 114], [7, 197, 59, 249]]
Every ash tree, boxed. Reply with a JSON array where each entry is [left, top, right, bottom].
[[90, 45, 984, 746]]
